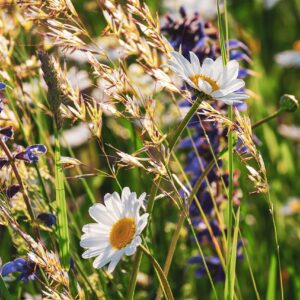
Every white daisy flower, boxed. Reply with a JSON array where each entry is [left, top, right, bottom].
[[80, 187, 148, 273], [166, 51, 249, 105]]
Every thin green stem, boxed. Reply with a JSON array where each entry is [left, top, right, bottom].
[[168, 94, 205, 152], [252, 109, 283, 129], [225, 105, 234, 300], [265, 192, 284, 300]]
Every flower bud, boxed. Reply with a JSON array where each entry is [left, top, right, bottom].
[[280, 94, 299, 112]]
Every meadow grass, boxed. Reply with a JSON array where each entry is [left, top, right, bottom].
[[0, 0, 300, 299]]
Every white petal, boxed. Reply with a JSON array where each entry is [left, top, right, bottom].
[[184, 78, 200, 90], [221, 79, 245, 94], [137, 213, 149, 234], [211, 56, 224, 80], [82, 223, 110, 234], [121, 187, 131, 202], [107, 251, 124, 273], [89, 203, 116, 225], [82, 245, 108, 259], [125, 236, 142, 256], [217, 60, 239, 86], [198, 78, 212, 95], [104, 192, 122, 219], [138, 192, 147, 210], [189, 52, 201, 74], [201, 57, 214, 77], [80, 236, 109, 248], [123, 192, 137, 217], [171, 52, 194, 77], [215, 92, 248, 105], [92, 247, 116, 269]]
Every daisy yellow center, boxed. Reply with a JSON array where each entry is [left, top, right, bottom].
[[109, 218, 136, 249], [190, 74, 220, 92]]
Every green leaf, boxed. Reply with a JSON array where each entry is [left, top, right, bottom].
[[0, 276, 12, 300], [266, 255, 277, 300]]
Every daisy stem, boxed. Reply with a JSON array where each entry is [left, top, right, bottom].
[[139, 244, 174, 300], [168, 93, 205, 153], [225, 105, 234, 300], [127, 179, 161, 299]]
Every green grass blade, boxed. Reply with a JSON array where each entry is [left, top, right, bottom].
[[0, 276, 12, 300], [266, 255, 277, 300], [54, 125, 70, 269], [140, 245, 174, 300], [225, 207, 240, 299]]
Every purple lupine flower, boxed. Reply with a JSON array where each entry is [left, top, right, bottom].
[[37, 212, 57, 227], [1, 258, 37, 283], [189, 255, 225, 282], [0, 126, 14, 139], [189, 241, 243, 282], [15, 144, 47, 163], [0, 158, 9, 170], [0, 82, 5, 113], [162, 7, 251, 65], [5, 185, 20, 198], [192, 219, 222, 243]]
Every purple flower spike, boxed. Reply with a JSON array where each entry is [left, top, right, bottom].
[[37, 212, 57, 227], [0, 126, 14, 140], [189, 255, 225, 282], [0, 82, 6, 90], [0, 158, 9, 169], [1, 258, 37, 283], [15, 144, 47, 163], [6, 184, 20, 198]]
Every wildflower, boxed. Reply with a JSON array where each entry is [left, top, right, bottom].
[[189, 241, 243, 281], [189, 255, 225, 282], [281, 197, 300, 215], [163, 1, 218, 20], [1, 258, 37, 283], [15, 144, 47, 163], [278, 124, 300, 141], [0, 158, 9, 169], [37, 213, 57, 228], [162, 9, 251, 73], [0, 126, 14, 139], [80, 187, 148, 272], [275, 50, 300, 67], [193, 219, 222, 243], [167, 51, 248, 104], [0, 82, 5, 113], [5, 185, 20, 198], [265, 0, 280, 9]]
